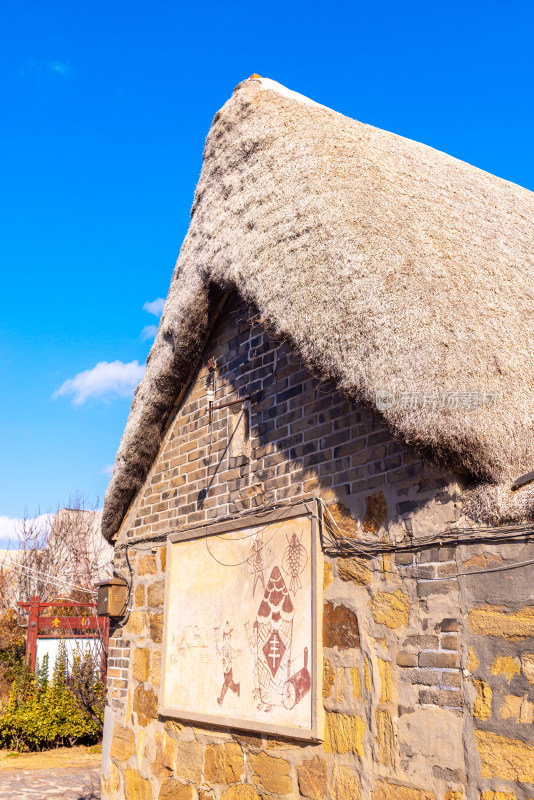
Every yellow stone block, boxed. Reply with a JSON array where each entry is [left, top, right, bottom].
[[149, 613, 164, 643], [372, 780, 434, 800], [174, 739, 203, 783], [137, 553, 157, 576], [135, 584, 146, 606], [324, 711, 365, 756], [475, 729, 534, 781], [326, 502, 361, 539], [473, 679, 492, 720], [500, 693, 534, 724], [351, 666, 362, 700], [376, 708, 395, 766], [124, 767, 153, 800], [152, 730, 176, 777], [220, 787, 261, 800], [297, 755, 327, 800], [468, 647, 479, 672], [125, 611, 146, 636], [480, 791, 516, 800], [158, 778, 194, 800], [338, 555, 372, 585], [370, 590, 410, 628], [133, 648, 151, 683], [133, 685, 158, 727], [204, 742, 243, 784], [110, 723, 135, 762], [331, 764, 361, 800], [381, 549, 393, 574], [137, 728, 147, 771], [151, 650, 162, 687], [249, 751, 292, 795], [164, 719, 184, 738], [378, 658, 392, 703], [491, 656, 521, 682], [323, 561, 333, 589], [110, 762, 121, 795], [468, 605, 534, 641], [323, 657, 334, 699], [147, 580, 165, 607], [521, 652, 534, 684]]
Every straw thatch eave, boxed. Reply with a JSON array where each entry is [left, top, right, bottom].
[[102, 77, 534, 542]]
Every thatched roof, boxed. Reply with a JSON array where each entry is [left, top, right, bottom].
[[102, 76, 534, 542]]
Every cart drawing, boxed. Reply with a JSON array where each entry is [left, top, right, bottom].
[[283, 647, 311, 709]]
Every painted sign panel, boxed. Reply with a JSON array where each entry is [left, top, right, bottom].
[[160, 504, 322, 739]]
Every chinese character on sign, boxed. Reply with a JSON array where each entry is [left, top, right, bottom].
[[399, 391, 420, 410], [460, 391, 480, 409], [441, 391, 459, 410], [481, 391, 500, 409], [421, 392, 438, 409], [263, 630, 286, 677]]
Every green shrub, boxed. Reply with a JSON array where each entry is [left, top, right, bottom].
[[0, 610, 26, 709], [0, 642, 104, 751]]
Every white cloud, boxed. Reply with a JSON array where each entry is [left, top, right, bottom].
[[18, 60, 71, 80], [53, 360, 146, 405], [141, 324, 158, 341], [48, 61, 70, 76], [143, 298, 165, 317], [101, 464, 114, 477], [0, 513, 53, 549], [0, 516, 19, 547]]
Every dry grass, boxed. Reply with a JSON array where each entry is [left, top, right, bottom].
[[0, 743, 101, 771], [103, 76, 534, 539]]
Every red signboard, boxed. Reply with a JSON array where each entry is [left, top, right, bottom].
[[18, 596, 110, 680]]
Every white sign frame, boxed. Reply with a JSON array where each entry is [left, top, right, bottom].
[[159, 501, 323, 740]]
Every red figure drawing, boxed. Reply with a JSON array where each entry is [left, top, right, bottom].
[[215, 621, 242, 706], [247, 532, 273, 597], [251, 534, 266, 595]]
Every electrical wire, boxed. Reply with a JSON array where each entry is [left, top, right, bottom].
[[114, 498, 307, 553], [113, 495, 534, 582], [319, 498, 534, 580], [204, 509, 289, 567], [0, 559, 97, 596], [0, 553, 98, 590], [415, 557, 534, 581], [0, 555, 86, 587], [211, 507, 297, 542], [111, 546, 133, 628], [318, 497, 534, 555]]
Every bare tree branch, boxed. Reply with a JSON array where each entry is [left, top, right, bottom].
[[0, 495, 113, 613]]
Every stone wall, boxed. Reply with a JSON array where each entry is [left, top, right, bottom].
[[102, 295, 534, 800]]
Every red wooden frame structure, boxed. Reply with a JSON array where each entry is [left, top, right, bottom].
[[19, 596, 110, 680]]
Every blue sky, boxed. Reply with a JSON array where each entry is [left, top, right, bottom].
[[1, 1, 533, 544]]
